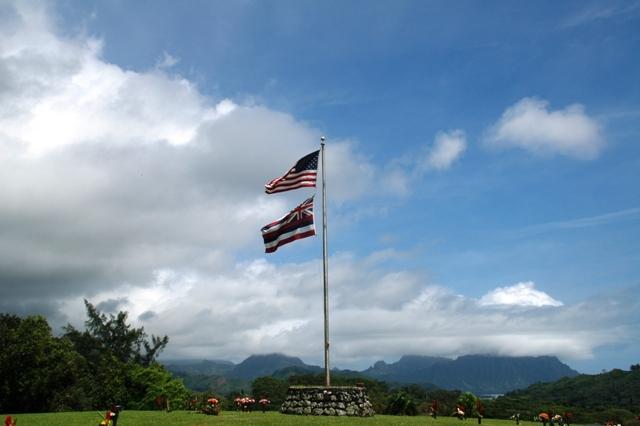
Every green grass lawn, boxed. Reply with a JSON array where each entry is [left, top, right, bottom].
[[1, 411, 547, 426]]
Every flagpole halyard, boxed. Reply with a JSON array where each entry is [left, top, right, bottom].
[[321, 137, 330, 388]]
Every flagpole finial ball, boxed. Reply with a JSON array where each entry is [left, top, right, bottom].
[[320, 136, 325, 142]]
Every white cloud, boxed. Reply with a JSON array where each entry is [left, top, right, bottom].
[[2, 45, 222, 155], [512, 207, 640, 238], [378, 129, 466, 196], [324, 141, 375, 202], [2, 2, 637, 372], [421, 129, 467, 171], [561, 3, 640, 28], [479, 281, 563, 307], [379, 167, 411, 197], [58, 256, 637, 369], [0, 2, 374, 307], [485, 97, 604, 159], [156, 51, 180, 69]]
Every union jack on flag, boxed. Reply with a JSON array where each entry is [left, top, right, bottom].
[[264, 150, 319, 194], [261, 196, 316, 253]]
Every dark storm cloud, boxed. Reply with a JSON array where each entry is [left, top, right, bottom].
[[96, 297, 129, 314], [0, 299, 68, 330]]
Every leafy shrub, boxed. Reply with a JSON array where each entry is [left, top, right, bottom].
[[385, 391, 418, 415], [593, 408, 636, 424]]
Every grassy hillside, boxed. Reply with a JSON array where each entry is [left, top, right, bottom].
[[506, 368, 639, 410], [487, 368, 640, 423]]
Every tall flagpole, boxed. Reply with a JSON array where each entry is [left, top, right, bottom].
[[320, 137, 330, 387]]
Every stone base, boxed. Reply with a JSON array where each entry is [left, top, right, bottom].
[[280, 386, 374, 417]]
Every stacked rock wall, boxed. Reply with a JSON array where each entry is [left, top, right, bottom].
[[281, 386, 374, 417]]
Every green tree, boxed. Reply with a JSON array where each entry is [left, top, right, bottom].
[[458, 391, 478, 416], [385, 391, 418, 415], [403, 384, 427, 404], [65, 300, 168, 366], [0, 314, 88, 412], [425, 389, 461, 416], [252, 376, 289, 409], [1, 302, 182, 413], [594, 408, 636, 424], [63, 300, 170, 409], [128, 363, 190, 411]]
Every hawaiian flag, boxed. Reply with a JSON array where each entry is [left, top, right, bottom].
[[261, 196, 316, 253], [265, 150, 319, 194]]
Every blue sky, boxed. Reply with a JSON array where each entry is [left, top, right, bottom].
[[1, 1, 638, 374]]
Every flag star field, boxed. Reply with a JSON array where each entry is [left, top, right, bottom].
[[0, 1, 639, 373]]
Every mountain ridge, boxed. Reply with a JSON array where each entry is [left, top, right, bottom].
[[362, 354, 579, 394], [162, 353, 579, 394]]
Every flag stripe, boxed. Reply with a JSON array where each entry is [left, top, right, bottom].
[[265, 172, 317, 189], [264, 150, 319, 194], [262, 215, 314, 243], [261, 196, 315, 253], [265, 180, 316, 194], [265, 171, 317, 193], [264, 225, 316, 252]]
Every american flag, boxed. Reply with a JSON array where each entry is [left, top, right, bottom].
[[264, 150, 319, 194], [261, 196, 316, 253]]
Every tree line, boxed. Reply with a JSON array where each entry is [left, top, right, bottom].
[[236, 367, 639, 424], [488, 367, 640, 425], [0, 301, 466, 416], [2, 301, 639, 425], [0, 301, 189, 413]]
